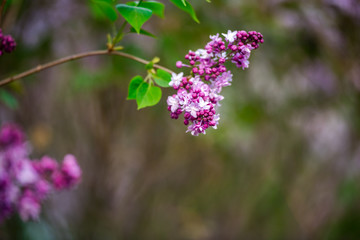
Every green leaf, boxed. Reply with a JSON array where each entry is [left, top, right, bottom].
[[92, 0, 118, 21], [136, 83, 162, 109], [151, 57, 160, 64], [127, 1, 165, 18], [116, 4, 152, 33], [169, 0, 199, 23], [0, 89, 18, 109], [145, 62, 154, 70], [127, 75, 144, 100], [153, 69, 172, 88], [129, 28, 156, 38]]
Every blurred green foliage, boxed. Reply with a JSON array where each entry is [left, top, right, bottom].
[[1, 0, 360, 239]]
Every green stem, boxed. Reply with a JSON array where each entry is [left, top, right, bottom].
[[144, 74, 152, 83], [110, 0, 142, 47], [112, 21, 127, 46], [137, 0, 143, 6]]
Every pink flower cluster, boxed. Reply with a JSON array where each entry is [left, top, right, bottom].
[[0, 124, 81, 222], [167, 30, 263, 135], [0, 29, 16, 56]]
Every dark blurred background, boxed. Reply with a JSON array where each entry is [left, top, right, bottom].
[[1, 0, 360, 239]]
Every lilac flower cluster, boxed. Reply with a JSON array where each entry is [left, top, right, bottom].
[[0, 124, 81, 222], [167, 30, 263, 136], [0, 29, 16, 56]]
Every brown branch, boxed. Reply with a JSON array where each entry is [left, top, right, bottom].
[[0, 50, 174, 87]]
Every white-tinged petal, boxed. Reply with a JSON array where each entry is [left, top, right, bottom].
[[169, 72, 184, 87], [167, 96, 179, 113], [198, 98, 210, 110], [222, 30, 237, 43]]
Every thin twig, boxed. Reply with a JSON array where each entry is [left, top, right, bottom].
[[0, 50, 174, 87]]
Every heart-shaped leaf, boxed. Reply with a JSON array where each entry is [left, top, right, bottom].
[[153, 69, 172, 88], [116, 4, 152, 33], [92, 0, 118, 21], [127, 75, 145, 100], [136, 82, 162, 109], [127, 1, 165, 18], [169, 0, 199, 23]]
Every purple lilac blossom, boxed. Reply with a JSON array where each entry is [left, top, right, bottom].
[[0, 124, 81, 222], [0, 29, 16, 56], [167, 30, 264, 136]]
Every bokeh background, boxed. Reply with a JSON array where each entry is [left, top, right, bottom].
[[1, 0, 360, 239]]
